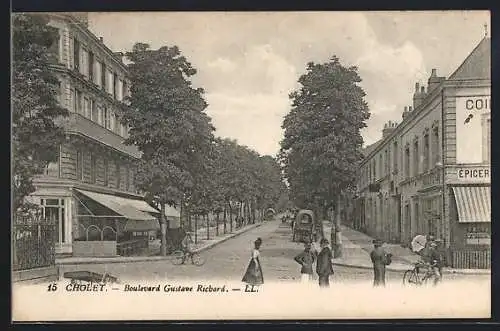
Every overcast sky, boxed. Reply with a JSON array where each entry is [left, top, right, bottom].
[[88, 11, 489, 156]]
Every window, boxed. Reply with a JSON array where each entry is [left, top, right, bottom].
[[73, 38, 80, 71], [413, 139, 419, 176], [47, 26, 60, 64], [129, 167, 134, 191], [103, 106, 111, 129], [80, 48, 89, 77], [103, 159, 109, 186], [117, 78, 124, 101], [90, 153, 97, 184], [83, 97, 91, 118], [110, 110, 116, 132], [432, 126, 440, 165], [113, 73, 118, 99], [122, 81, 128, 101], [107, 69, 114, 95], [41, 198, 66, 244], [116, 163, 121, 189], [91, 99, 98, 122], [384, 149, 389, 175], [124, 165, 129, 191], [404, 145, 410, 178], [423, 132, 430, 172], [74, 90, 83, 114], [88, 51, 94, 80], [393, 141, 398, 173], [379, 154, 383, 178], [414, 202, 420, 233], [482, 114, 491, 163], [76, 150, 84, 181], [101, 63, 106, 89]]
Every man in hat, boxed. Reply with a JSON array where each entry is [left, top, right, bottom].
[[370, 239, 389, 287], [428, 241, 443, 286], [294, 239, 317, 283], [316, 238, 334, 288]]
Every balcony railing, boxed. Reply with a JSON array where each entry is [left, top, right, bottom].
[[59, 112, 141, 159], [421, 167, 442, 187]]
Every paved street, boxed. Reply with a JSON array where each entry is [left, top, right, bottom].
[[58, 219, 490, 285]]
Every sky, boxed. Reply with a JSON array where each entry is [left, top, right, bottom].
[[88, 11, 489, 157]]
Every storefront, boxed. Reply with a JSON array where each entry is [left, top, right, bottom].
[[72, 189, 160, 257]]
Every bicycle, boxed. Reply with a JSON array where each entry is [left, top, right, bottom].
[[171, 249, 206, 266], [402, 261, 439, 286]]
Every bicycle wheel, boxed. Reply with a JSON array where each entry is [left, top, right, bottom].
[[403, 270, 420, 286], [191, 252, 206, 266], [172, 250, 185, 265]]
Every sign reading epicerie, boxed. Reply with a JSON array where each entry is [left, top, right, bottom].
[[456, 166, 490, 183], [455, 95, 491, 164]]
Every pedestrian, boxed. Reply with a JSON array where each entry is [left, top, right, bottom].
[[294, 239, 316, 284], [242, 237, 264, 286], [316, 238, 334, 288], [370, 239, 391, 287], [428, 241, 443, 286]]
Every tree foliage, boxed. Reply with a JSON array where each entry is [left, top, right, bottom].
[[12, 13, 69, 210], [280, 56, 370, 209], [120, 43, 215, 206]]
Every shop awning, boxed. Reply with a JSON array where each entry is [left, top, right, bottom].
[[75, 189, 156, 221], [452, 186, 491, 223], [124, 219, 160, 232]]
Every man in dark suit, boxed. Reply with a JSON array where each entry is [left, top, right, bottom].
[[370, 239, 389, 287], [316, 238, 334, 288]]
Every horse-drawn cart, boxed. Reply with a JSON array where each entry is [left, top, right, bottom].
[[292, 209, 321, 243]]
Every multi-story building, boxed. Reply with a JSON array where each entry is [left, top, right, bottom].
[[354, 36, 490, 269], [28, 13, 160, 256]]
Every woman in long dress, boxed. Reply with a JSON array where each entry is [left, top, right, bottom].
[[242, 238, 264, 285]]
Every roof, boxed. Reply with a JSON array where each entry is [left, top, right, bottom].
[[362, 140, 382, 158], [449, 37, 490, 81]]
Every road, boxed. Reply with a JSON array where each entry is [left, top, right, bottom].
[[58, 219, 490, 285]]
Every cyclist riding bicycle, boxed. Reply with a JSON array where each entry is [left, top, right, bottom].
[[181, 232, 194, 257]]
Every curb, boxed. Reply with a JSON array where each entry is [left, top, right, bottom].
[[56, 223, 264, 266], [333, 262, 491, 275], [192, 223, 263, 254]]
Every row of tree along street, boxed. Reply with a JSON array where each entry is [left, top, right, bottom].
[[12, 14, 288, 256]]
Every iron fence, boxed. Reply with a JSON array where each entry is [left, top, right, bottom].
[[12, 214, 56, 271]]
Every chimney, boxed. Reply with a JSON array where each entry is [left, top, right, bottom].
[[113, 52, 125, 63], [402, 106, 408, 120], [413, 82, 425, 109], [427, 68, 446, 93], [382, 120, 397, 138], [99, 37, 104, 42]]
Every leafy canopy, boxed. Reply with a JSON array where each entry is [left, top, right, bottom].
[[280, 56, 370, 208], [12, 13, 68, 210], [120, 43, 215, 206]]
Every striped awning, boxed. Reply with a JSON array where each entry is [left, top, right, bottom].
[[75, 189, 156, 221], [452, 186, 491, 223]]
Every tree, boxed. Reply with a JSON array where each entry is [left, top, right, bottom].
[[280, 56, 370, 252], [120, 43, 215, 255], [12, 13, 69, 211]]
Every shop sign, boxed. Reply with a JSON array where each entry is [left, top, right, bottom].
[[455, 166, 490, 183], [465, 232, 490, 246], [455, 95, 490, 164]]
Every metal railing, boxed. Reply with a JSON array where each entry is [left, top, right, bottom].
[[12, 214, 56, 271]]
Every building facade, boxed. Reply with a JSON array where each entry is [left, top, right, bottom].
[[28, 13, 160, 256], [354, 37, 491, 268]]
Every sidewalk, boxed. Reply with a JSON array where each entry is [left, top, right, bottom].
[[56, 221, 262, 265], [322, 222, 490, 275]]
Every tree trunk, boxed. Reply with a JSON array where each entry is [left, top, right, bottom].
[[160, 202, 167, 256], [206, 214, 210, 240], [228, 201, 233, 233], [216, 211, 220, 236], [223, 207, 227, 234], [334, 194, 343, 258], [194, 214, 198, 244]]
